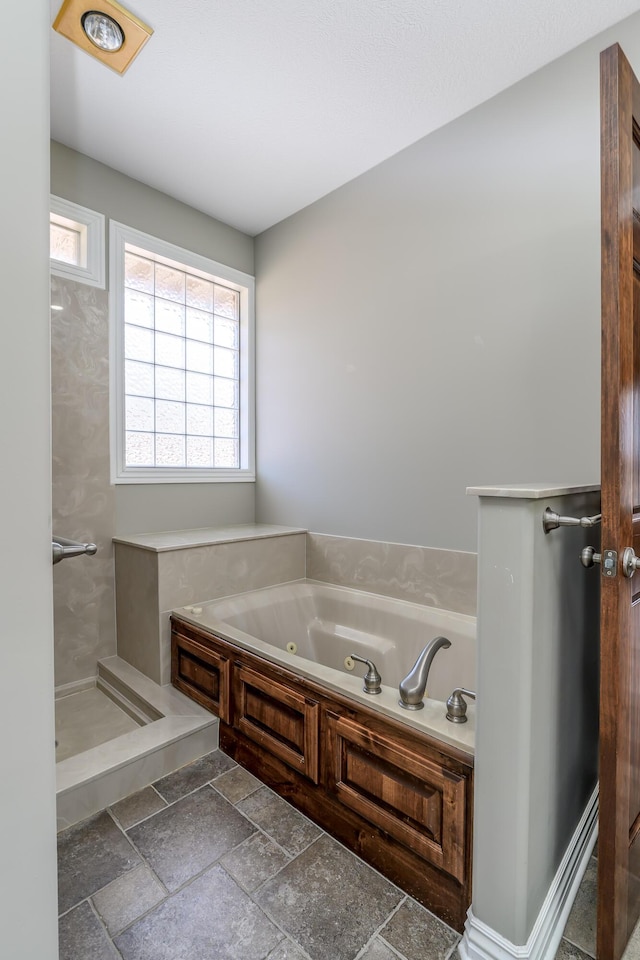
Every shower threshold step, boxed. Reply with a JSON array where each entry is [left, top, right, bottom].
[[55, 656, 217, 831]]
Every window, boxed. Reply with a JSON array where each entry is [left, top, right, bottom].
[[109, 221, 255, 483], [50, 196, 105, 288]]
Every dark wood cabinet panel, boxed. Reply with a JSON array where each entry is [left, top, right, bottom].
[[234, 663, 319, 783], [171, 625, 231, 722], [325, 712, 466, 882], [171, 616, 473, 930]]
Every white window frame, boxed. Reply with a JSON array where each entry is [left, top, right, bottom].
[[50, 195, 105, 289], [109, 220, 255, 484]]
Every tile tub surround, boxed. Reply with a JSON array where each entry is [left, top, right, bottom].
[[56, 656, 217, 830], [306, 532, 477, 617], [114, 525, 306, 685]]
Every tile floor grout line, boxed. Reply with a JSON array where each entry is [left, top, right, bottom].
[[109, 854, 307, 955], [110, 789, 301, 925], [102, 756, 282, 847], [104, 778, 209, 833], [150, 774, 225, 807], [233, 753, 464, 946], [247, 894, 314, 956], [105, 860, 230, 940], [107, 802, 164, 834], [98, 858, 170, 906], [103, 886, 175, 943], [58, 894, 92, 921], [111, 776, 234, 834], [109, 833, 285, 940], [63, 855, 163, 918], [561, 933, 597, 959], [233, 776, 331, 829], [210, 793, 302, 864], [377, 942, 411, 960], [351, 896, 408, 960], [227, 804, 323, 863], [86, 896, 124, 960], [294, 812, 410, 909], [124, 751, 239, 808], [105, 807, 172, 898], [359, 934, 410, 960], [218, 837, 294, 896], [265, 933, 315, 960], [265, 937, 315, 960], [209, 777, 263, 806], [443, 936, 463, 960], [148, 780, 170, 804]]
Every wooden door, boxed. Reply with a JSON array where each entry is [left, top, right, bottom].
[[599, 42, 640, 960]]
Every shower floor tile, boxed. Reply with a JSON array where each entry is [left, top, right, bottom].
[[55, 687, 140, 762]]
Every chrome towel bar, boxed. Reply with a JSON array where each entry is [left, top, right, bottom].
[[52, 536, 98, 565], [542, 507, 601, 534]]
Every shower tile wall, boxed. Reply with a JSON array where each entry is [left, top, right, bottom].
[[115, 532, 307, 685], [306, 533, 477, 616], [52, 276, 116, 687]]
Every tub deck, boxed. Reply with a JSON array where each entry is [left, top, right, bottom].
[[174, 579, 476, 753]]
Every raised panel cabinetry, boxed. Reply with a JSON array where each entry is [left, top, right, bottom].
[[234, 663, 320, 783], [171, 615, 473, 930], [171, 622, 231, 722], [325, 712, 466, 882]]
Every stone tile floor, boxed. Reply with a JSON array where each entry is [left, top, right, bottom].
[[56, 748, 629, 960]]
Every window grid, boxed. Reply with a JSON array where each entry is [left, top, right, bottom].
[[123, 248, 240, 470]]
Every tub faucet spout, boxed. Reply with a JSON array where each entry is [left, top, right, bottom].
[[398, 636, 451, 710]]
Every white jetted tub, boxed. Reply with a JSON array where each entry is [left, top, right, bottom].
[[174, 579, 476, 752]]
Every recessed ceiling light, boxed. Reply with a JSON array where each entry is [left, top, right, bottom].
[[52, 0, 152, 75], [81, 11, 124, 52]]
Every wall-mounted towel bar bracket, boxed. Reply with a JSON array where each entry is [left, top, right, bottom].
[[542, 507, 602, 534], [52, 536, 98, 565]]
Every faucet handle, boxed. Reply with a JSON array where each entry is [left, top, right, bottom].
[[349, 655, 382, 695], [446, 688, 476, 723]]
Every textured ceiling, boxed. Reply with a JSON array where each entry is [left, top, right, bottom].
[[50, 0, 640, 235]]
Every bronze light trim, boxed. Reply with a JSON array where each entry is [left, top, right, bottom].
[[52, 0, 153, 75]]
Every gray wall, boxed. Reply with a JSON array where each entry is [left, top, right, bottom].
[[51, 141, 256, 536], [470, 489, 599, 947], [1, 1, 58, 956], [255, 15, 640, 552], [51, 141, 254, 275]]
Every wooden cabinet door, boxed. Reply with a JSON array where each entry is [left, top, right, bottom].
[[599, 42, 640, 960], [172, 626, 231, 722], [325, 711, 467, 882], [233, 663, 320, 783]]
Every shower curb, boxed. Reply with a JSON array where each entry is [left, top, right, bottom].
[[55, 656, 217, 831]]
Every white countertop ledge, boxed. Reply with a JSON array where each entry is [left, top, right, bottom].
[[113, 523, 308, 552], [466, 482, 601, 499]]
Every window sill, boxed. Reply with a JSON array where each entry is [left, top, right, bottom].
[[112, 471, 256, 484]]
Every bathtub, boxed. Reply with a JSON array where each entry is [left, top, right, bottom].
[[174, 579, 476, 753]]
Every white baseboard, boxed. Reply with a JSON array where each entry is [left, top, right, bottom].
[[459, 784, 598, 960]]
